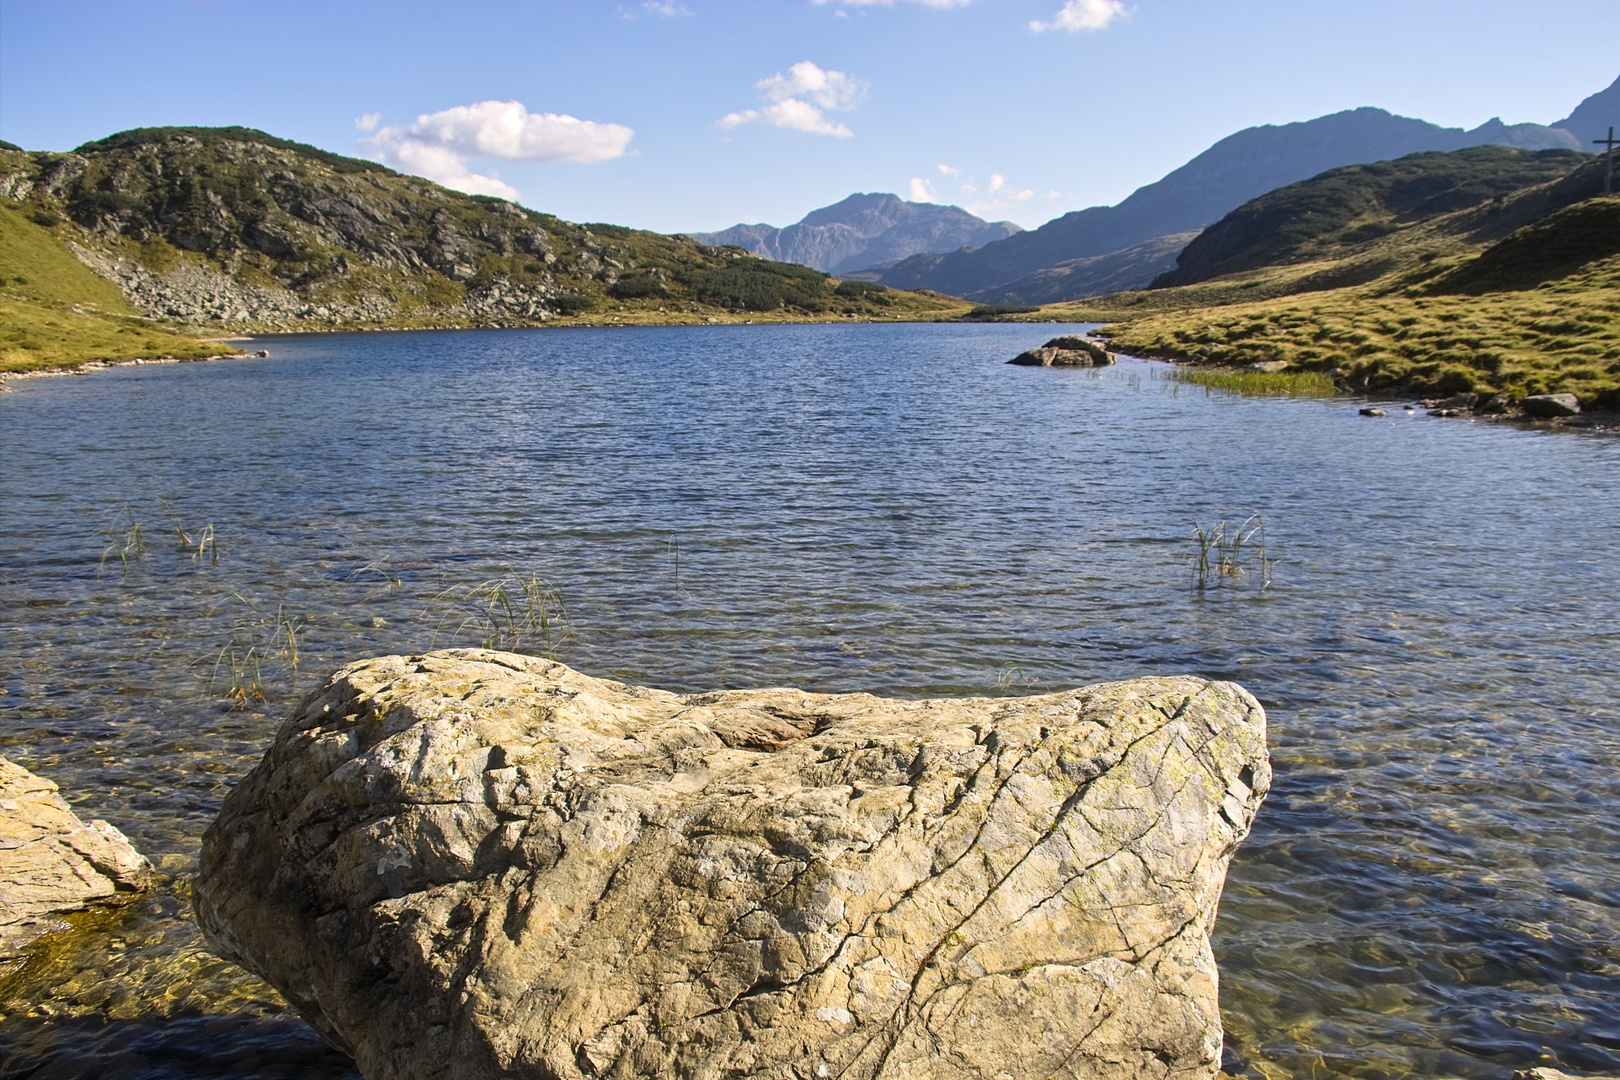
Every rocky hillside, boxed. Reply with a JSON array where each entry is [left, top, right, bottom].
[[0, 127, 952, 352], [688, 192, 1021, 275], [869, 100, 1596, 303]]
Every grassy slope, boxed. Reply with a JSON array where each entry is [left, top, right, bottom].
[[0, 201, 225, 373], [1035, 159, 1620, 408]]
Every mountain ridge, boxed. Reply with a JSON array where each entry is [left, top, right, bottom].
[[688, 192, 1020, 275], [867, 100, 1598, 303]]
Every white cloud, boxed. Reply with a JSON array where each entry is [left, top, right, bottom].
[[717, 61, 863, 138], [757, 60, 865, 110], [643, 1, 692, 14], [1030, 0, 1126, 33], [366, 100, 634, 199], [988, 173, 1005, 193], [937, 163, 960, 176], [354, 112, 381, 132], [908, 177, 939, 202], [390, 142, 521, 200]]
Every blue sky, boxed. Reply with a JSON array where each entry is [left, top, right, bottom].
[[1, 1, 1616, 233]]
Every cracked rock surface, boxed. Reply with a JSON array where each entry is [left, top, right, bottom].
[[196, 649, 1269, 1080], [0, 756, 153, 959]]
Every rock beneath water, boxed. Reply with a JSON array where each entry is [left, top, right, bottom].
[[1009, 336, 1116, 367], [1521, 392, 1581, 418], [197, 649, 1269, 1080], [0, 756, 153, 958]]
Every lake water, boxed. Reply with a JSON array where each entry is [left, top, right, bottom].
[[1, 323, 1616, 1080]]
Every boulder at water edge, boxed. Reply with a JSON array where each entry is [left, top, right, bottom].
[[196, 649, 1270, 1080], [0, 756, 153, 958], [1009, 336, 1117, 367]]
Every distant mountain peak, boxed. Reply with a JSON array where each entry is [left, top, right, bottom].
[[688, 194, 1021, 275]]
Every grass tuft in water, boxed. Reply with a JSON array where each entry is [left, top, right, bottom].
[[157, 499, 219, 562], [97, 510, 146, 576], [434, 573, 572, 658], [1193, 513, 1274, 591]]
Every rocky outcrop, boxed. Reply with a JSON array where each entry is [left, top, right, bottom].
[[0, 756, 153, 958], [196, 649, 1269, 1080], [1009, 336, 1117, 368], [1521, 392, 1581, 418]]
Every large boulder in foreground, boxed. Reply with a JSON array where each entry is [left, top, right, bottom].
[[1, 756, 153, 958], [196, 650, 1269, 1080]]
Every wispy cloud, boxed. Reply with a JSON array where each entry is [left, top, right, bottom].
[[354, 112, 381, 132], [813, 0, 971, 8], [1030, 0, 1126, 33], [922, 165, 1037, 217], [365, 101, 634, 199], [621, 1, 692, 19], [718, 61, 865, 138]]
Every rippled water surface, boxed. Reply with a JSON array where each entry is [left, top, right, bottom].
[[2, 324, 1616, 1079]]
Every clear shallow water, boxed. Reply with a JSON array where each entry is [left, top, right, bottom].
[[1, 323, 1616, 1079]]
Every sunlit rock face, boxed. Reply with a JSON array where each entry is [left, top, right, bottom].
[[1, 756, 152, 958], [196, 649, 1269, 1080]]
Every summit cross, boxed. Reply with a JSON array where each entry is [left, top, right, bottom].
[[1597, 126, 1619, 195]]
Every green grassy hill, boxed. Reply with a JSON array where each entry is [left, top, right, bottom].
[[1151, 146, 1588, 288], [0, 128, 967, 373], [0, 200, 224, 372], [1039, 152, 1620, 410]]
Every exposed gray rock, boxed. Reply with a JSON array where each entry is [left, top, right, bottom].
[[1009, 336, 1116, 368], [1360, 407, 1387, 416], [196, 649, 1269, 1080], [0, 756, 153, 959], [1521, 393, 1581, 418], [1246, 361, 1290, 373], [1512, 1068, 1620, 1080]]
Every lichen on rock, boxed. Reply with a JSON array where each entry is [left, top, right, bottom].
[[196, 649, 1269, 1080]]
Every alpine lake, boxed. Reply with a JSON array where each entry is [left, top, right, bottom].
[[1, 323, 1616, 1080]]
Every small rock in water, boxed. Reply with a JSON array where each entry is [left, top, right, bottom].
[[1360, 407, 1387, 416], [1009, 336, 1115, 367], [1521, 392, 1581, 418], [197, 649, 1270, 1080], [256, 349, 270, 358], [1512, 1068, 1620, 1080], [0, 756, 153, 959]]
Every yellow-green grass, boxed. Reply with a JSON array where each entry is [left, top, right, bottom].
[[0, 202, 225, 373], [1164, 367, 1337, 397], [1047, 253, 1620, 408]]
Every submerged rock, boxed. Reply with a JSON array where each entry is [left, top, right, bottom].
[[1009, 336, 1116, 367], [196, 649, 1269, 1080], [0, 756, 153, 958]]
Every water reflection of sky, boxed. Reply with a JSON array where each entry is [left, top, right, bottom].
[[2, 324, 1616, 1079]]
